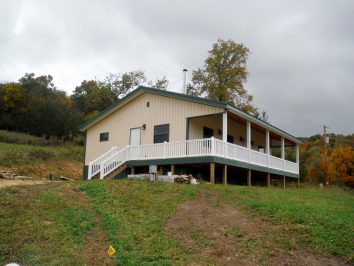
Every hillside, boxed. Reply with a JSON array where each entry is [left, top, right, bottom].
[[0, 180, 353, 265], [0, 130, 84, 180]]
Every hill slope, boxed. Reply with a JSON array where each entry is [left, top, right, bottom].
[[0, 180, 352, 265]]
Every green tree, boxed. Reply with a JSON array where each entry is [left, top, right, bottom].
[[149, 76, 169, 90], [4, 73, 82, 138], [185, 83, 200, 96], [71, 80, 116, 119], [191, 39, 259, 116], [100, 71, 147, 99], [0, 82, 26, 130]]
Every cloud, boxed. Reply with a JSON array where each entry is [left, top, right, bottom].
[[0, 0, 353, 136]]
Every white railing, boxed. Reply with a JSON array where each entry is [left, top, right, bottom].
[[90, 137, 299, 180], [88, 146, 119, 179], [100, 146, 130, 179]]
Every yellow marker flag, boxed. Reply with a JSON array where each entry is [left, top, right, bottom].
[[108, 245, 116, 257]]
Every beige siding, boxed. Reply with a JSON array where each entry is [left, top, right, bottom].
[[85, 93, 223, 164], [188, 114, 223, 140], [227, 119, 247, 146], [189, 115, 266, 151]]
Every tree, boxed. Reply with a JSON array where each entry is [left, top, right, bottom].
[[0, 82, 26, 130], [0, 73, 82, 138], [191, 39, 259, 116], [71, 80, 116, 119], [100, 71, 147, 99], [185, 83, 200, 96], [328, 145, 354, 184], [149, 76, 169, 90]]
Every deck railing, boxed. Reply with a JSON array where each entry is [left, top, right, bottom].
[[88, 137, 299, 180]]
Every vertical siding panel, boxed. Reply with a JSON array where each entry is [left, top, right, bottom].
[[85, 93, 223, 164]]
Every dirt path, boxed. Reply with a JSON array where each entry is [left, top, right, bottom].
[[166, 190, 348, 266], [0, 179, 49, 188], [60, 185, 115, 266]]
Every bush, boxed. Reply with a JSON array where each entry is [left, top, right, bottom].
[[0, 130, 46, 145], [0, 130, 82, 146]]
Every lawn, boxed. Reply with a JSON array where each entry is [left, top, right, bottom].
[[204, 185, 354, 260], [0, 180, 353, 265]]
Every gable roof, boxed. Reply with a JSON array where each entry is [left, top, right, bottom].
[[79, 86, 302, 144]]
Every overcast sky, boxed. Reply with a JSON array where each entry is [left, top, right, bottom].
[[1, 0, 353, 137]]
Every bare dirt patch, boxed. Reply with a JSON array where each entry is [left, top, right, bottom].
[[0, 178, 49, 189], [166, 190, 349, 266], [10, 161, 83, 180]]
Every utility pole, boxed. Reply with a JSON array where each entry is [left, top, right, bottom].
[[323, 125, 329, 185]]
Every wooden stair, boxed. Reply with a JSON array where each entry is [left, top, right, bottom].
[[89, 163, 128, 180], [105, 163, 128, 179]]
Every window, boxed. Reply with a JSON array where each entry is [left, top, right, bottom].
[[100, 132, 109, 142], [203, 127, 214, 138], [154, 124, 169, 143], [227, 135, 234, 143], [146, 101, 150, 107]]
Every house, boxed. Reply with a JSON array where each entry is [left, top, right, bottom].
[[79, 86, 302, 186]]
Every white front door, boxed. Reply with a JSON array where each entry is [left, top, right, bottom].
[[130, 128, 141, 146]]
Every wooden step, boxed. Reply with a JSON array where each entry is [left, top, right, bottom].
[[104, 163, 128, 179]]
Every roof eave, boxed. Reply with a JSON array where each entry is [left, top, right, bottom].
[[226, 105, 303, 144]]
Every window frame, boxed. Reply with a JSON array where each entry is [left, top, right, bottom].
[[100, 132, 109, 142], [153, 124, 170, 144]]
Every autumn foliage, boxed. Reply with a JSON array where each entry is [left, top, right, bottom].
[[328, 145, 354, 186], [300, 135, 354, 187]]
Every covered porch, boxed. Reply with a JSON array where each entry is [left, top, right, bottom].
[[187, 111, 300, 173]]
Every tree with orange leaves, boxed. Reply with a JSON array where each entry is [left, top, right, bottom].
[[328, 145, 354, 185]]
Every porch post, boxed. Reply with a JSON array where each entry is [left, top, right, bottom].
[[281, 137, 285, 171], [223, 165, 227, 185], [131, 167, 135, 175], [297, 177, 300, 188], [266, 130, 270, 155], [222, 112, 228, 142], [267, 173, 271, 187], [247, 169, 252, 186], [247, 121, 251, 150], [266, 129, 270, 167], [296, 144, 299, 163], [210, 163, 215, 184], [282, 176, 286, 188], [171, 164, 175, 175]]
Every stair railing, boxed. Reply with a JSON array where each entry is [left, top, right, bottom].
[[100, 146, 130, 179], [88, 146, 119, 179]]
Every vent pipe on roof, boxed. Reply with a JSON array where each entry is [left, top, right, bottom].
[[182, 68, 188, 94]]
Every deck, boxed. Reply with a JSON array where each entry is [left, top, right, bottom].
[[88, 137, 299, 180]]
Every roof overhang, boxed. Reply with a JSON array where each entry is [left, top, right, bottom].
[[226, 105, 302, 144], [78, 86, 302, 144], [78, 86, 225, 132]]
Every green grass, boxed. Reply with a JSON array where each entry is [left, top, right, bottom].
[[0, 130, 46, 145], [204, 184, 354, 260], [0, 142, 83, 167], [0, 185, 94, 265], [0, 180, 353, 265], [79, 180, 197, 265]]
